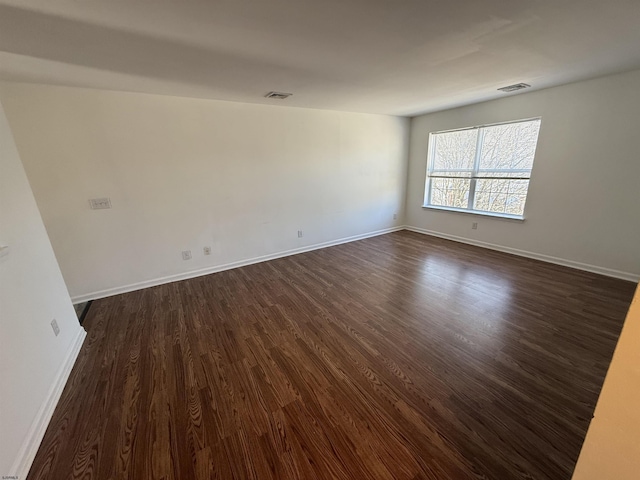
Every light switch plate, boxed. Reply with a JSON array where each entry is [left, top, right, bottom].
[[89, 197, 112, 209]]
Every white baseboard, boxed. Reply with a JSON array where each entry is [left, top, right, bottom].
[[71, 226, 404, 303], [10, 326, 87, 478], [404, 226, 639, 282]]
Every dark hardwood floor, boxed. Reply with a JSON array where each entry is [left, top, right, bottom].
[[27, 231, 636, 480]]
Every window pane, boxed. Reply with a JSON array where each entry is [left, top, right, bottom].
[[474, 170, 530, 178], [431, 129, 478, 174], [430, 178, 470, 209], [479, 119, 540, 173], [473, 179, 529, 216], [425, 118, 539, 217]]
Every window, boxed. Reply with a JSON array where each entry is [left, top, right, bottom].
[[424, 118, 541, 219]]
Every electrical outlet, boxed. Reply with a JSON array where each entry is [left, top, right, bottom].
[[472, 222, 478, 230], [182, 250, 192, 260], [89, 197, 112, 210], [51, 319, 60, 336], [297, 230, 303, 238], [203, 246, 211, 255], [393, 213, 398, 220]]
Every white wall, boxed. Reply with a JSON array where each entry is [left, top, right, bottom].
[[0, 100, 85, 475], [0, 83, 409, 301], [405, 69, 640, 279]]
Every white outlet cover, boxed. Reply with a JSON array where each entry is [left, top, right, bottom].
[[51, 319, 60, 336], [203, 246, 211, 255], [182, 250, 192, 260]]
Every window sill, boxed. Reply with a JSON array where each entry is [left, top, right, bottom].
[[421, 204, 525, 221]]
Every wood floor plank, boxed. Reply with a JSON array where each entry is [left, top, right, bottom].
[[27, 231, 636, 479]]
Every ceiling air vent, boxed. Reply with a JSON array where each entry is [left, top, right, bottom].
[[497, 83, 531, 93], [264, 91, 293, 99]]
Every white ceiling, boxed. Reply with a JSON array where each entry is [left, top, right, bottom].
[[1, 0, 639, 117]]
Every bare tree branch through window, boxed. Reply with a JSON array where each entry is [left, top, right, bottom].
[[424, 118, 541, 218]]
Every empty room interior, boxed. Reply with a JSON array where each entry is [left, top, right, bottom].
[[2, 1, 640, 479]]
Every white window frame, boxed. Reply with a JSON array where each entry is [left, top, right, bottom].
[[423, 117, 541, 220]]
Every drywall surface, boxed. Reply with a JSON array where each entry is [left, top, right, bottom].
[[572, 285, 640, 479], [405, 69, 640, 279], [0, 100, 83, 474], [0, 83, 408, 300]]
